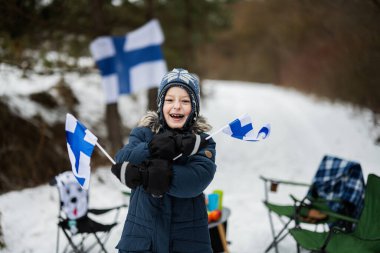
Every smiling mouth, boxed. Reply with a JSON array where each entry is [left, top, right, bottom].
[[170, 113, 184, 120]]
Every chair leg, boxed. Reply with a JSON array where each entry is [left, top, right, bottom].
[[93, 232, 108, 253], [217, 223, 229, 253], [265, 209, 280, 253], [61, 228, 82, 253], [262, 180, 279, 253], [56, 225, 60, 253], [264, 218, 292, 253]]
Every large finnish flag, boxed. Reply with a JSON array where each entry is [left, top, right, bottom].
[[90, 19, 167, 103], [222, 114, 271, 142], [65, 113, 98, 189]]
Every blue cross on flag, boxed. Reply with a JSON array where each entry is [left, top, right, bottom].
[[89, 19, 167, 104], [65, 113, 98, 189], [222, 114, 271, 142]]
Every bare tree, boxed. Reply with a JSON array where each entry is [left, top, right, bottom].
[[146, 0, 159, 112], [91, 0, 123, 154], [0, 211, 5, 249]]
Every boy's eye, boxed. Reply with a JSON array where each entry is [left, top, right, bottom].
[[182, 100, 190, 103], [165, 98, 173, 102]]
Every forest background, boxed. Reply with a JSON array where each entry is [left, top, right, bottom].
[[1, 0, 380, 193]]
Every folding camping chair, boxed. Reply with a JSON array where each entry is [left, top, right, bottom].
[[51, 171, 127, 253], [260, 155, 365, 253], [290, 173, 380, 253]]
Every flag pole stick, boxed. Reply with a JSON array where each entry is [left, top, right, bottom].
[[206, 124, 228, 140], [95, 142, 116, 165], [173, 124, 227, 161]]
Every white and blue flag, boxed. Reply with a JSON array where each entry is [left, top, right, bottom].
[[90, 19, 167, 103], [222, 114, 271, 142], [65, 113, 98, 190]]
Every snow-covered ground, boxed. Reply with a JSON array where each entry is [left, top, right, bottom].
[[1, 68, 380, 253]]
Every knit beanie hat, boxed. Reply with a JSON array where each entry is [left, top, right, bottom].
[[157, 68, 200, 130]]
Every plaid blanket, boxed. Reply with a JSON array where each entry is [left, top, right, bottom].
[[308, 155, 365, 220]]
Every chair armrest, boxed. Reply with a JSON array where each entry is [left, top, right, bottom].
[[260, 175, 310, 187], [88, 204, 127, 215], [260, 175, 310, 205], [289, 194, 359, 224], [320, 210, 358, 223]]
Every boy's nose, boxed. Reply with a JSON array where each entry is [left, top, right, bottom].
[[173, 100, 180, 109]]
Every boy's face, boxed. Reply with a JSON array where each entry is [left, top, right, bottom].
[[163, 86, 192, 129]]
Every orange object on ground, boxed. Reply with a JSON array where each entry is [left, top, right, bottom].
[[208, 210, 222, 223]]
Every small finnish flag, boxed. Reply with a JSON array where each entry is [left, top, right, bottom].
[[65, 113, 98, 189], [222, 114, 271, 142], [90, 19, 167, 103]]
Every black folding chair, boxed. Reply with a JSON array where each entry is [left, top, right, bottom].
[[51, 171, 127, 253]]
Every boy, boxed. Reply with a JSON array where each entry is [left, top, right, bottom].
[[111, 68, 217, 253]]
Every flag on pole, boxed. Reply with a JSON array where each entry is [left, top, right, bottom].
[[89, 19, 167, 104], [221, 114, 271, 142], [65, 113, 98, 189]]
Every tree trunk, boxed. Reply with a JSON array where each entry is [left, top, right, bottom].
[[148, 88, 158, 111], [184, 0, 194, 70], [105, 103, 123, 155], [0, 211, 5, 249], [91, 0, 123, 154], [146, 0, 159, 112]]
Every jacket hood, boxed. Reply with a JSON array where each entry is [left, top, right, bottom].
[[138, 111, 212, 134]]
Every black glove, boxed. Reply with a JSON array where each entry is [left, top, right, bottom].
[[125, 163, 144, 189], [142, 159, 172, 196], [111, 162, 144, 189], [175, 133, 208, 156], [149, 131, 179, 159]]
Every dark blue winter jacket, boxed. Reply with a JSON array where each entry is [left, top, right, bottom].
[[114, 112, 217, 253]]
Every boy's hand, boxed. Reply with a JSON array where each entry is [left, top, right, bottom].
[[111, 162, 144, 189], [149, 131, 179, 159], [175, 133, 208, 156], [143, 159, 172, 196], [111, 159, 172, 196]]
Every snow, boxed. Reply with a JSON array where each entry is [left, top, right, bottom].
[[1, 68, 380, 253]]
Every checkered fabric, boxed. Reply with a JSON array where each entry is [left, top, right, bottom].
[[308, 155, 365, 219]]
